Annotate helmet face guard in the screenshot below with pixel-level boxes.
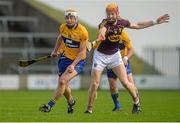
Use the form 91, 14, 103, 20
64, 9, 78, 28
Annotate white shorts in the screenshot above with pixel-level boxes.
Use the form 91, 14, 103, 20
92, 50, 124, 71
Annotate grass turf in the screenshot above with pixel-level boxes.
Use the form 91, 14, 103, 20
0, 90, 180, 122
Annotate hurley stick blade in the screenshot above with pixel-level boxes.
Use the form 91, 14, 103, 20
18, 55, 51, 67
18, 60, 36, 67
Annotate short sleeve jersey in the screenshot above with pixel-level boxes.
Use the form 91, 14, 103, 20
94, 30, 133, 57
58, 23, 89, 60
97, 18, 130, 55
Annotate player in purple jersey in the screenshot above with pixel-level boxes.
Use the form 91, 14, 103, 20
85, 3, 169, 114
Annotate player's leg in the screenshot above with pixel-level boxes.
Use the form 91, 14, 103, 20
112, 64, 141, 114
54, 70, 77, 99
39, 57, 85, 113
106, 51, 140, 113
107, 69, 121, 111
125, 61, 139, 96
39, 69, 77, 113
125, 61, 141, 114
127, 74, 139, 93
55, 59, 85, 113
62, 60, 85, 113
127, 74, 141, 113
64, 86, 76, 113
85, 69, 102, 113
64, 86, 73, 103
85, 50, 106, 113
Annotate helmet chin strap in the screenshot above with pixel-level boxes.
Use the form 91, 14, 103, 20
66, 18, 78, 29
64, 9, 78, 29
66, 23, 76, 29
66, 22, 78, 29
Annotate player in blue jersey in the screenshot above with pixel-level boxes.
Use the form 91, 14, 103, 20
39, 9, 89, 113
106, 30, 136, 111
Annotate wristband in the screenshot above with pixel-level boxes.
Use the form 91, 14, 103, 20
153, 20, 157, 25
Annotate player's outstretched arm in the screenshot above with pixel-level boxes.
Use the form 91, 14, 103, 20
129, 14, 170, 29
156, 14, 170, 24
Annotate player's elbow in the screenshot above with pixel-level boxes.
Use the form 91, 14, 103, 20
130, 23, 144, 29
80, 52, 86, 60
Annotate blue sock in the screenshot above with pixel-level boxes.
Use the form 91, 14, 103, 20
47, 100, 56, 108
111, 93, 121, 108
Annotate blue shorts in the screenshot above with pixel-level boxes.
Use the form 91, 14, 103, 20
58, 56, 86, 76
106, 60, 132, 79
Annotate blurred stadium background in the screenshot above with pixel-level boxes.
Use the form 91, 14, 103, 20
0, 0, 180, 122
0, 0, 179, 90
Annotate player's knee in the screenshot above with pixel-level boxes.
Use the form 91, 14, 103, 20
120, 79, 129, 88
59, 77, 67, 86
92, 82, 98, 88
110, 84, 117, 92
91, 81, 99, 90
122, 83, 128, 89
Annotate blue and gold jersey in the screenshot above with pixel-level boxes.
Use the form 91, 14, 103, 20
118, 30, 133, 57
59, 23, 89, 60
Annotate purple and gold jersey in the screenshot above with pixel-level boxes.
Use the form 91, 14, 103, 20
94, 30, 133, 57
59, 23, 89, 60
97, 18, 130, 55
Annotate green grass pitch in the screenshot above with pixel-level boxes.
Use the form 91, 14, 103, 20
0, 90, 180, 122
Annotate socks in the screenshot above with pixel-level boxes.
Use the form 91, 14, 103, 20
111, 93, 120, 108
47, 99, 56, 108
133, 93, 140, 105
68, 99, 75, 106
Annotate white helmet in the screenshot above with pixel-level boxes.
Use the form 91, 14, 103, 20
64, 9, 78, 28
64, 9, 78, 18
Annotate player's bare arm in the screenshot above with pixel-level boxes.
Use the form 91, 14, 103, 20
129, 14, 170, 29
123, 48, 134, 65
97, 27, 107, 41
51, 34, 63, 57
87, 27, 106, 52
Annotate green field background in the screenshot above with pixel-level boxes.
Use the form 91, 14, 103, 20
0, 90, 180, 122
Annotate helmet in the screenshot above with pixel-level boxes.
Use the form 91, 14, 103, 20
64, 9, 78, 18
64, 9, 78, 28
106, 3, 119, 14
